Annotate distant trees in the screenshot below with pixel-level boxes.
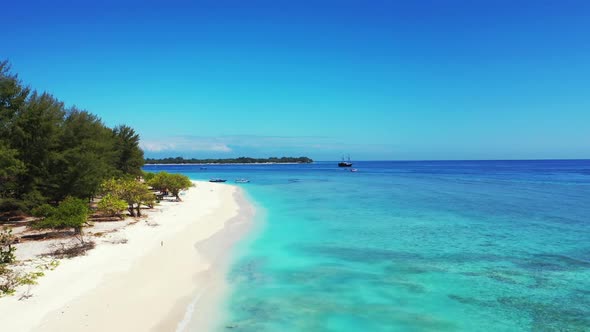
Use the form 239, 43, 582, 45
145, 156, 313, 164
146, 172, 192, 200
0, 60, 144, 213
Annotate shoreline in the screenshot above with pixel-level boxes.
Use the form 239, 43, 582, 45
176, 189, 256, 331
0, 180, 255, 332
145, 162, 311, 166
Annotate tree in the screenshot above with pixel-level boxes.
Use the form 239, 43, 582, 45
33, 197, 90, 242
55, 109, 118, 201
101, 178, 154, 217
142, 170, 155, 182
0, 60, 30, 140
112, 125, 144, 177
167, 174, 192, 200
97, 194, 128, 219
0, 143, 25, 201
146, 172, 169, 193
146, 172, 192, 200
0, 60, 146, 213
9, 91, 66, 204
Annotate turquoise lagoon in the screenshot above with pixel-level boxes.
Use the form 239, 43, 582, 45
144, 160, 590, 331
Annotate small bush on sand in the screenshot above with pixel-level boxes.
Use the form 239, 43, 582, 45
0, 228, 16, 264
33, 197, 90, 243
97, 194, 128, 219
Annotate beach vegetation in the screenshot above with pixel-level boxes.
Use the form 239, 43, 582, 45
0, 262, 56, 297
142, 170, 156, 182
101, 178, 154, 217
113, 125, 144, 177
146, 172, 192, 200
0, 60, 144, 214
0, 228, 17, 264
0, 143, 25, 200
32, 197, 90, 241
97, 194, 128, 219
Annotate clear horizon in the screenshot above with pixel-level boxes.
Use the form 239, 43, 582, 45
3, 0, 589, 160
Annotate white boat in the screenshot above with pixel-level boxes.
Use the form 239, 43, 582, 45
235, 178, 250, 183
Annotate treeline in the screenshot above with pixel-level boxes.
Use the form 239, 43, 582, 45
0, 61, 144, 213
145, 156, 314, 164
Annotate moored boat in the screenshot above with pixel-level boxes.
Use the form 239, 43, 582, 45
235, 178, 250, 183
338, 155, 353, 167
209, 178, 227, 183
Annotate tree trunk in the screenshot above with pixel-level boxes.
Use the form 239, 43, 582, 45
136, 203, 141, 217
129, 204, 135, 217
74, 227, 84, 243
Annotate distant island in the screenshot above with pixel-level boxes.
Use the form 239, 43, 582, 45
145, 156, 314, 164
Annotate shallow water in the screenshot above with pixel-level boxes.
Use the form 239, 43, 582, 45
144, 160, 590, 331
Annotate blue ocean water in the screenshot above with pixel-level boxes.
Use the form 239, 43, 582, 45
144, 160, 590, 331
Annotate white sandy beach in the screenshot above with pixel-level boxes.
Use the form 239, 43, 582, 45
0, 181, 253, 332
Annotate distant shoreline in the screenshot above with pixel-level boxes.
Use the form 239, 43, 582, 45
144, 162, 310, 166
145, 156, 313, 165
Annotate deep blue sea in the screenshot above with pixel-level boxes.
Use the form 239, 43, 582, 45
144, 160, 590, 331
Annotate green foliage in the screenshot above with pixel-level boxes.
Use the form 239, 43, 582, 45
146, 172, 192, 200
33, 197, 89, 234
0, 198, 27, 214
113, 125, 144, 177
101, 178, 154, 217
0, 264, 51, 297
0, 60, 145, 212
142, 171, 155, 182
0, 265, 19, 297
18, 271, 44, 285
31, 204, 57, 218
55, 109, 119, 200
97, 194, 128, 219
0, 228, 16, 264
0, 143, 25, 199
145, 156, 313, 164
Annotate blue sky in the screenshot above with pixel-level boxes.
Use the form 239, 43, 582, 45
2, 0, 589, 160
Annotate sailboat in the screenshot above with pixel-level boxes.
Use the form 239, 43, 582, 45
338, 155, 353, 167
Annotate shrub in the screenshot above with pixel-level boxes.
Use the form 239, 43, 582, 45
33, 197, 90, 241
0, 198, 28, 213
147, 172, 192, 200
31, 204, 57, 218
97, 194, 128, 219
0, 228, 16, 264
101, 178, 153, 217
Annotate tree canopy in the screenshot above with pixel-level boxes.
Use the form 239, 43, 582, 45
32, 197, 90, 236
146, 172, 192, 200
100, 178, 154, 217
0, 60, 145, 212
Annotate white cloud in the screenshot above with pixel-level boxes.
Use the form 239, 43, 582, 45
140, 134, 396, 159
141, 136, 232, 152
